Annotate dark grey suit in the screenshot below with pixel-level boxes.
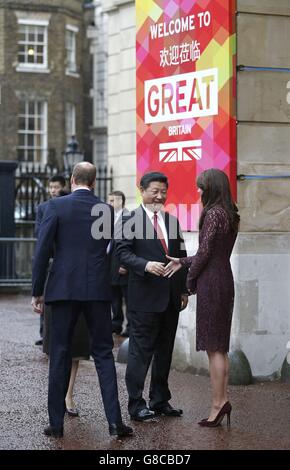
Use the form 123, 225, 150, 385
116, 206, 187, 415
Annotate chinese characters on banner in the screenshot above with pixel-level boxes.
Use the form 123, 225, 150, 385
136, 0, 237, 230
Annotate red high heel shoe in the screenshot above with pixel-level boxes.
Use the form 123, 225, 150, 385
198, 401, 232, 429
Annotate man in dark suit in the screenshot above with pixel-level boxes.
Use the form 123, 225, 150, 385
116, 172, 188, 421
34, 174, 66, 346
107, 191, 130, 336
31, 162, 132, 438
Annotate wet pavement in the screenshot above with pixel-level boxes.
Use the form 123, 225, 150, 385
1, 294, 290, 452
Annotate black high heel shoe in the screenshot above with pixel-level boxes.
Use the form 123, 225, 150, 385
198, 401, 232, 429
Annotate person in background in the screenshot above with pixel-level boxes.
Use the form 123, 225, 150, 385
34, 175, 66, 346
165, 169, 240, 429
107, 191, 130, 337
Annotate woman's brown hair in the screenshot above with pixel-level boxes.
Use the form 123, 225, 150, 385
197, 169, 240, 231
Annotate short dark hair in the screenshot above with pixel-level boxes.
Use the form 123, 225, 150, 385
108, 190, 126, 207
140, 172, 168, 190
49, 174, 66, 187
72, 162, 96, 186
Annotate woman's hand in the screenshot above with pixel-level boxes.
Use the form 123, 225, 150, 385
164, 255, 182, 277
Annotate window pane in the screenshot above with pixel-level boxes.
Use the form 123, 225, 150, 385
37, 30, 44, 42
36, 116, 42, 131
28, 134, 34, 147
27, 149, 34, 162
35, 134, 41, 147
28, 31, 35, 42
34, 149, 41, 162
37, 102, 42, 115
28, 117, 35, 130
28, 102, 34, 115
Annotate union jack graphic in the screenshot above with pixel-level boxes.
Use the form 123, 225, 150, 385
159, 140, 202, 163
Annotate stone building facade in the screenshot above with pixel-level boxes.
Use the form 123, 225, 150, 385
0, 0, 91, 167
95, 0, 290, 379
87, 0, 108, 166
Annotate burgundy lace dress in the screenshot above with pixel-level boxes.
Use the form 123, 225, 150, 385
181, 206, 237, 352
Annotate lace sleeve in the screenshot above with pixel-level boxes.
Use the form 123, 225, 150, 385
180, 257, 192, 268
186, 208, 220, 290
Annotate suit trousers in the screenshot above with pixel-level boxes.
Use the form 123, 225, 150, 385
111, 284, 128, 334
125, 300, 179, 416
48, 300, 122, 428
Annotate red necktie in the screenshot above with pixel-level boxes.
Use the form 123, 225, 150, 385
153, 212, 168, 254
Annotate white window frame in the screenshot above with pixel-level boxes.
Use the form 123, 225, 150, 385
17, 100, 48, 163
65, 103, 76, 142
65, 24, 79, 76
17, 19, 49, 72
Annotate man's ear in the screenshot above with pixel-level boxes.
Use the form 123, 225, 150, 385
70, 175, 74, 186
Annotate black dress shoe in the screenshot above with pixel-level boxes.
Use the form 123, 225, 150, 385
35, 339, 43, 346
66, 406, 79, 417
150, 403, 183, 417
109, 423, 133, 437
130, 407, 155, 422
43, 425, 63, 438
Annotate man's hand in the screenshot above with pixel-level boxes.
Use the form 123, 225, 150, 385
145, 261, 166, 276
180, 294, 189, 311
119, 266, 128, 275
31, 296, 44, 314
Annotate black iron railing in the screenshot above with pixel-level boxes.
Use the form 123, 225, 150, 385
15, 163, 113, 222
0, 237, 36, 286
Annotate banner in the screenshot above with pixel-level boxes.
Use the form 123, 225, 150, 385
136, 0, 236, 230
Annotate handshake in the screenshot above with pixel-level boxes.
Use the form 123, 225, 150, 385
146, 255, 182, 277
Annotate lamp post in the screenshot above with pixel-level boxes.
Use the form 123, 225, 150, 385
63, 136, 84, 178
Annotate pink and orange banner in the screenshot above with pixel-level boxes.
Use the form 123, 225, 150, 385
136, 0, 237, 230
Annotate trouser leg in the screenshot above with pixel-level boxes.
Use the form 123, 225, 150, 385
125, 310, 160, 416
111, 286, 123, 334
84, 301, 122, 424
48, 301, 79, 429
149, 304, 179, 408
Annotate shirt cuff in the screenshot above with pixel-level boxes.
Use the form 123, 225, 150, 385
145, 262, 150, 272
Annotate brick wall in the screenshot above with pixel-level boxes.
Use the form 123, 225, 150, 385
0, 0, 90, 166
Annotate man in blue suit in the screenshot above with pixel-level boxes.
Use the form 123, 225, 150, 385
31, 162, 132, 438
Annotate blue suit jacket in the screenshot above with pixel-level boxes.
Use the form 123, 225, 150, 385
32, 189, 114, 303
35, 200, 48, 238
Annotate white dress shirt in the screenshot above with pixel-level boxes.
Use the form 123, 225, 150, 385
72, 186, 91, 191
142, 203, 168, 248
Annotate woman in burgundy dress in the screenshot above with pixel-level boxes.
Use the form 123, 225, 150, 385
165, 169, 239, 428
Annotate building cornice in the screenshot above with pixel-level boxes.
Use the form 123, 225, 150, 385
102, 0, 134, 13
0, 1, 83, 20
